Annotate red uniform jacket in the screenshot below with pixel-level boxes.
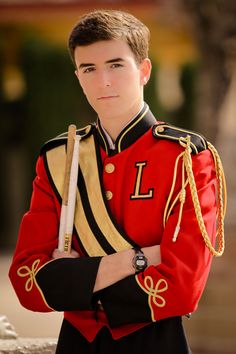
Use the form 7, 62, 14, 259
9, 103, 218, 342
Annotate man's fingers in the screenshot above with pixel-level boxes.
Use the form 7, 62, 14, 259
52, 248, 80, 259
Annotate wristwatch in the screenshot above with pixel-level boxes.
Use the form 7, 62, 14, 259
132, 247, 148, 273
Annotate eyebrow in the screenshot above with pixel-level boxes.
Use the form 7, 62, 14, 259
78, 57, 125, 70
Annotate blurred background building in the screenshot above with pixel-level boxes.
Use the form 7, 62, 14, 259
0, 1, 235, 353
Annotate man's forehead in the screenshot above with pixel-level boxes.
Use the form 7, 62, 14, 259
74, 39, 134, 65
78, 58, 125, 70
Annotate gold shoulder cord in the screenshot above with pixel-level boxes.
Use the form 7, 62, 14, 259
163, 136, 226, 257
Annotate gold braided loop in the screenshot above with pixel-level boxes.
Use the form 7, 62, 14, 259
17, 259, 40, 292
138, 276, 168, 308
135, 275, 168, 321
163, 141, 190, 241
182, 137, 225, 257
207, 142, 227, 218
144, 277, 168, 308
163, 151, 185, 228
172, 156, 187, 242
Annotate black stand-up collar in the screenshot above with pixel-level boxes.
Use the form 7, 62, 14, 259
96, 102, 157, 155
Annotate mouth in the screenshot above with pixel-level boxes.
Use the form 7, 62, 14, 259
97, 95, 119, 100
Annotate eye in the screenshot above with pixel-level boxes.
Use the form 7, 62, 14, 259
83, 67, 95, 73
111, 63, 123, 69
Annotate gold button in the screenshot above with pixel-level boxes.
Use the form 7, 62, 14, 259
105, 191, 113, 200
105, 163, 115, 174
156, 126, 165, 133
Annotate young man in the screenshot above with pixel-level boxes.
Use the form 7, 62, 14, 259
9, 9, 226, 354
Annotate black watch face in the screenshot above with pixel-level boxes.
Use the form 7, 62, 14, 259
135, 254, 147, 271
136, 256, 146, 268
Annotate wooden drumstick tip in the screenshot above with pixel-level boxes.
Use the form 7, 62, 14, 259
68, 124, 77, 132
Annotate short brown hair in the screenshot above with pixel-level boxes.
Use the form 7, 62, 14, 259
68, 9, 150, 64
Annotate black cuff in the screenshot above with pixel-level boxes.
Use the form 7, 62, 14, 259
98, 275, 152, 328
36, 257, 102, 311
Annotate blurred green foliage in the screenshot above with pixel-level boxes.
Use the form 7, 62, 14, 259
145, 61, 197, 130
20, 36, 96, 169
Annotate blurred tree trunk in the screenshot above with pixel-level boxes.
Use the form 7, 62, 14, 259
174, 4, 236, 353
179, 0, 236, 225
179, 0, 236, 142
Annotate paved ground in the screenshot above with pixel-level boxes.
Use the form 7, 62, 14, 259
0, 338, 57, 353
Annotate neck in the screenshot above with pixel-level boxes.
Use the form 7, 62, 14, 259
99, 100, 144, 142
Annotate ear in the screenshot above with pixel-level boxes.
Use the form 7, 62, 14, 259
139, 58, 152, 86
74, 69, 87, 96
74, 69, 79, 80
74, 69, 83, 88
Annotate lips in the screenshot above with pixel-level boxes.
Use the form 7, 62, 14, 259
97, 95, 119, 100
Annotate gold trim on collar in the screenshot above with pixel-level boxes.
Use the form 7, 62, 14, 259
97, 123, 109, 154
117, 105, 149, 153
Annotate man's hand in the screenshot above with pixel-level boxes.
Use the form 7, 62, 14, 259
51, 245, 161, 293
93, 245, 161, 292
52, 248, 80, 259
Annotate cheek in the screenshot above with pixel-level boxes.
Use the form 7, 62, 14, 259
79, 80, 94, 99
125, 68, 141, 85
124, 74, 141, 92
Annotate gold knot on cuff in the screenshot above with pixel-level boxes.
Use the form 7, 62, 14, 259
17, 259, 40, 292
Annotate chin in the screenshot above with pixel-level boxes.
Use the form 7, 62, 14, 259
96, 104, 121, 117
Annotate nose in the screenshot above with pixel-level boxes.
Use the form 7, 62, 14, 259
98, 70, 111, 88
